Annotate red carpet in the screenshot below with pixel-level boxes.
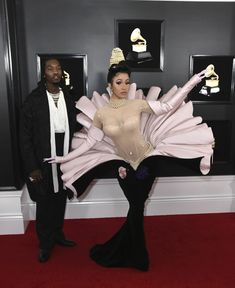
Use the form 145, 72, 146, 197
1, 213, 235, 288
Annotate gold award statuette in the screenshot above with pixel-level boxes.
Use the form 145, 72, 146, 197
199, 64, 220, 96
126, 28, 153, 64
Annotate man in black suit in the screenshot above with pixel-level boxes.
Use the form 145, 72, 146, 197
20, 58, 78, 262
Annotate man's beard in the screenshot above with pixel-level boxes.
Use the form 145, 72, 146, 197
52, 81, 60, 86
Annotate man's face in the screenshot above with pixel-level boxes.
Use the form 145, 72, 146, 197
44, 59, 62, 84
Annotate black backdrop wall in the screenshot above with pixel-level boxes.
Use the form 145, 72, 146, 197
0, 0, 235, 190
0, 0, 23, 190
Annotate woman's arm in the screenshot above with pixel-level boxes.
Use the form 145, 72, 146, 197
147, 70, 206, 116
45, 109, 103, 164
44, 124, 104, 164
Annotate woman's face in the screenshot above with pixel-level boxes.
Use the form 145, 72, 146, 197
44, 59, 62, 85
110, 72, 130, 99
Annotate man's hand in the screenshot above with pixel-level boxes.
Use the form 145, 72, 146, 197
29, 169, 43, 183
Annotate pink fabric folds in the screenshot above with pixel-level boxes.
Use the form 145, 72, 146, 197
61, 83, 214, 195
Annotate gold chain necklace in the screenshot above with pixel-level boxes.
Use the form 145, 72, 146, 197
109, 98, 127, 109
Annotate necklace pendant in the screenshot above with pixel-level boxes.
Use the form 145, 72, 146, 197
109, 99, 127, 109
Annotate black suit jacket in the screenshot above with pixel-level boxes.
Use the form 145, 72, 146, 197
20, 83, 79, 200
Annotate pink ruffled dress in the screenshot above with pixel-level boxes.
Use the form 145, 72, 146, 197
60, 80, 214, 196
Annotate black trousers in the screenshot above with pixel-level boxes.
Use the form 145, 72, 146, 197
35, 133, 67, 251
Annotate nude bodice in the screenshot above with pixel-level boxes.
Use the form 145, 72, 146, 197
93, 99, 154, 169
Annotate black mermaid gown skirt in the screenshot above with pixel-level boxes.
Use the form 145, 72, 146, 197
90, 159, 156, 271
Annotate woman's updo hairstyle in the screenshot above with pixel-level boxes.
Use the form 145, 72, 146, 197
107, 61, 131, 83
107, 48, 131, 83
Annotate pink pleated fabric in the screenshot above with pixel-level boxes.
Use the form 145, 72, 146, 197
61, 83, 214, 195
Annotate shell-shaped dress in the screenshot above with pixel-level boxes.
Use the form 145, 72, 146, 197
61, 83, 214, 196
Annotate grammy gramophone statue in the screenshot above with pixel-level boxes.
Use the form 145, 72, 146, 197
199, 64, 220, 96
63, 70, 74, 90
126, 28, 153, 63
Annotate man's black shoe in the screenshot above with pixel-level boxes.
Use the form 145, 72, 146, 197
38, 249, 50, 263
55, 238, 76, 247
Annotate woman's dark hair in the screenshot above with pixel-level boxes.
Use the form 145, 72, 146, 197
107, 61, 131, 83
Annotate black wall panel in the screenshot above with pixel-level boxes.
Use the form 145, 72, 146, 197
0, 0, 22, 189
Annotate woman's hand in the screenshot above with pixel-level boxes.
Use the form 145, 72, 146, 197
43, 156, 65, 164
190, 69, 207, 85
182, 68, 207, 93
197, 69, 207, 80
